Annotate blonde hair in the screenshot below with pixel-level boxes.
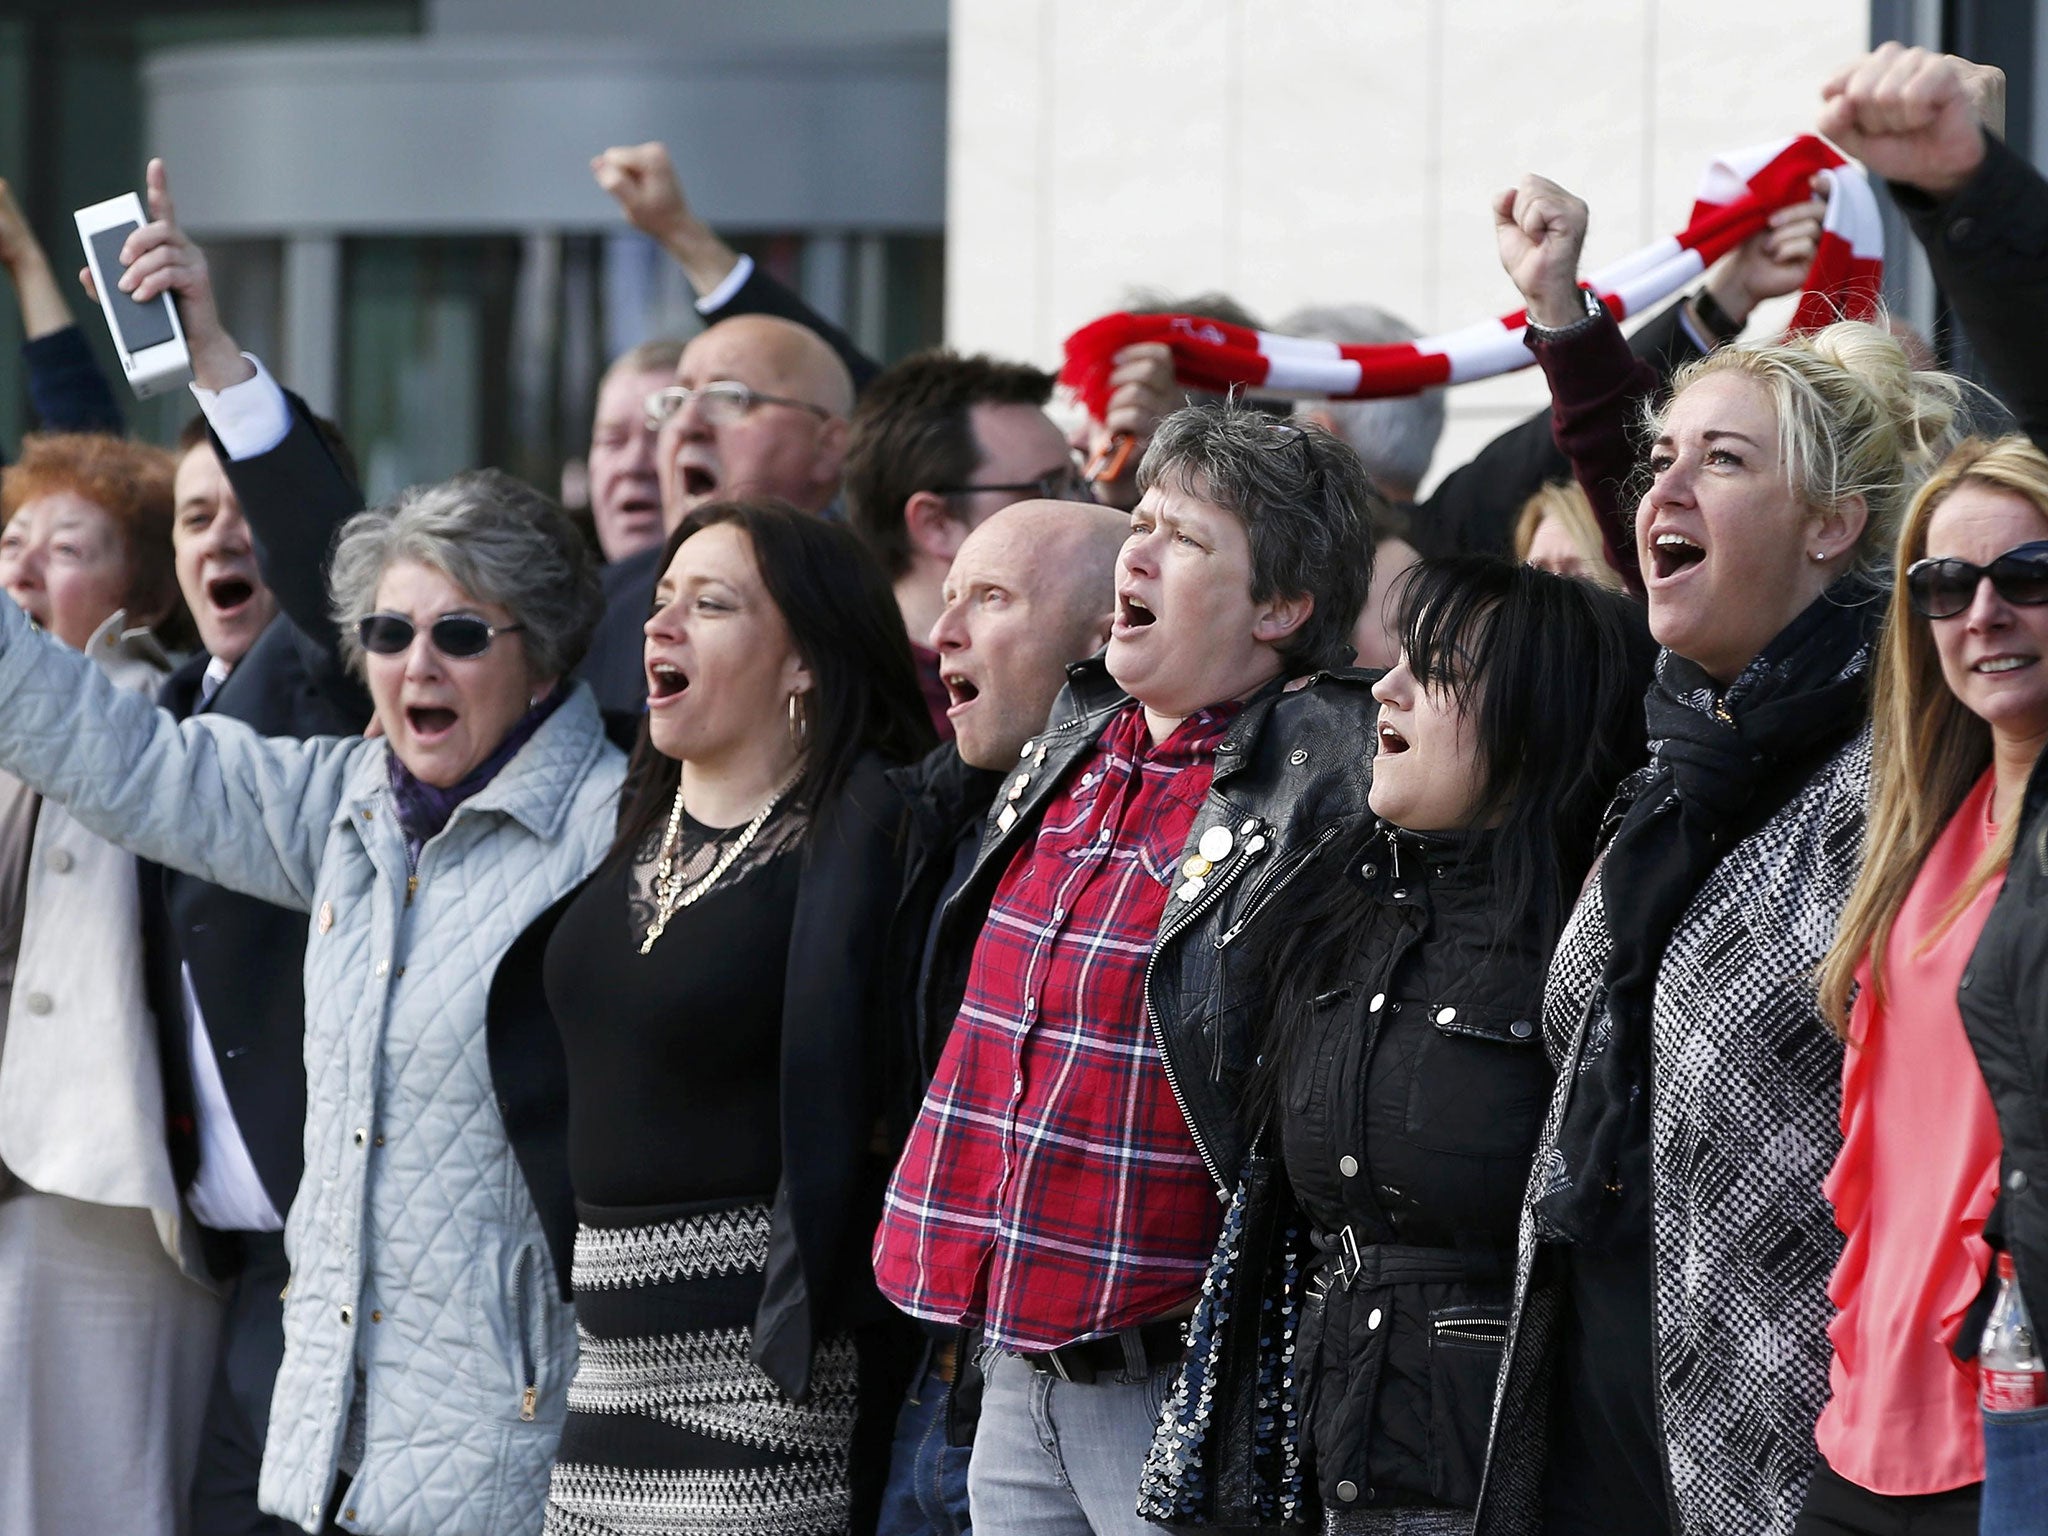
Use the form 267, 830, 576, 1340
1818, 434, 2048, 1032
1650, 320, 1964, 577
1513, 480, 1625, 592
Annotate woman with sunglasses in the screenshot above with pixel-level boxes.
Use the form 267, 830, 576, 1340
1140, 555, 1654, 1534
0, 468, 623, 1536
1810, 437, 2048, 1534
526, 499, 933, 1535
1479, 170, 1964, 1536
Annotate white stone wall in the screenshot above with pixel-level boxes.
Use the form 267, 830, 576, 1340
946, 0, 1870, 491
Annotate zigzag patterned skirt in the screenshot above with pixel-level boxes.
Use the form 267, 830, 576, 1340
543, 1197, 861, 1536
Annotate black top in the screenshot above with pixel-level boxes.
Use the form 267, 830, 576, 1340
543, 813, 802, 1208
1540, 1241, 1670, 1535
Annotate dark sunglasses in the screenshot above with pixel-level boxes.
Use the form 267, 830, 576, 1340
356, 612, 526, 659
1905, 540, 2048, 620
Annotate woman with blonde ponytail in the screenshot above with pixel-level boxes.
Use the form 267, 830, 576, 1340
1480, 171, 1967, 1536
1800, 437, 2048, 1534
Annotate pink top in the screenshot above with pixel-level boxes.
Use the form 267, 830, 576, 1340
1817, 768, 2006, 1495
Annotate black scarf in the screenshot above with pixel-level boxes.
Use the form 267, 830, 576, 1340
1534, 578, 1882, 1248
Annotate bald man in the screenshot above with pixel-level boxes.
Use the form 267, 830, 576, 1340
579, 313, 859, 712
874, 498, 1128, 1536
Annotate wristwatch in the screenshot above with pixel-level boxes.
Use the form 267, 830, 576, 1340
1522, 285, 1605, 343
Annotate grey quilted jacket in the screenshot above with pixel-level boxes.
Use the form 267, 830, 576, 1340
0, 597, 626, 1536
1475, 728, 1869, 1536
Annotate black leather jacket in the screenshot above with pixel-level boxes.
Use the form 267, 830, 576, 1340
920, 653, 1380, 1200
1961, 746, 2048, 1328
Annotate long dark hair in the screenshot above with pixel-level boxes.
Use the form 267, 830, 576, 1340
613, 499, 936, 857
1252, 556, 1655, 1114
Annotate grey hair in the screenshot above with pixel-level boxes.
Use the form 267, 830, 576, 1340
1278, 303, 1445, 499
609, 336, 687, 379
328, 468, 604, 682
1136, 403, 1381, 673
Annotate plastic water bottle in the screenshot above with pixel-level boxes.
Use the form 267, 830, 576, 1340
1982, 1253, 2048, 1412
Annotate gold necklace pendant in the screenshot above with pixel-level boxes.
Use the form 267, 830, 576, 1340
638, 771, 799, 955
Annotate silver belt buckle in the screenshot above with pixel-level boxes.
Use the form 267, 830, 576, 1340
1337, 1224, 1363, 1290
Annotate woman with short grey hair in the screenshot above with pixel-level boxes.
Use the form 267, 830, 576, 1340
328, 471, 602, 686
0, 465, 624, 1536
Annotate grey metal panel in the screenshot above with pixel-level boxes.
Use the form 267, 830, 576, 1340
426, 0, 946, 48
143, 37, 945, 236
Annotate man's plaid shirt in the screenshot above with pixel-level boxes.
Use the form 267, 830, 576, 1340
873, 702, 1233, 1352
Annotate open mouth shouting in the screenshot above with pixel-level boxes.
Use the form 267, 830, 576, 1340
404, 703, 459, 740
1648, 530, 1707, 583
674, 451, 721, 503
206, 572, 257, 617
646, 658, 690, 704
1112, 590, 1157, 638
1376, 718, 1410, 756
942, 669, 981, 716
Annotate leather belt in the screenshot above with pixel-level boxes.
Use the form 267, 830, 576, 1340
933, 1335, 959, 1384
1021, 1319, 1187, 1385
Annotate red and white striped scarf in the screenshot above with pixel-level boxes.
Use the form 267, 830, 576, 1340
1058, 134, 1883, 420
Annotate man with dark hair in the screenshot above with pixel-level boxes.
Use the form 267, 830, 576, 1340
874, 405, 1383, 1536
845, 350, 1088, 736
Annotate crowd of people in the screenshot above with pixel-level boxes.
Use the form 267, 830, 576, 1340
0, 35, 2044, 1536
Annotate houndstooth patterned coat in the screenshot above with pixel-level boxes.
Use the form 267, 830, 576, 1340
1473, 726, 1871, 1536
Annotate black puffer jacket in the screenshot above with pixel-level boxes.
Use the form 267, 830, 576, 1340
1960, 745, 2048, 1327
1141, 822, 1553, 1529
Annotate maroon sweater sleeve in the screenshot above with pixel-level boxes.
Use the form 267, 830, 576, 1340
1525, 314, 1657, 595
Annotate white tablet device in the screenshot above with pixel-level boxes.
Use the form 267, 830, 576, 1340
74, 191, 193, 400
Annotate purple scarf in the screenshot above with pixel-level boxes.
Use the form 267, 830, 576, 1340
385, 686, 568, 863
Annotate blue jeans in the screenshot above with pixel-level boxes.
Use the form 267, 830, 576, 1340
966, 1350, 1178, 1536
1982, 1406, 2048, 1534
877, 1352, 974, 1536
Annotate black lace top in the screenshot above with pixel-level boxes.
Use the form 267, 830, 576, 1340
544, 800, 806, 1208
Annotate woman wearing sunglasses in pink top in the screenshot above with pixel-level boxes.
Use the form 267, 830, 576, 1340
1806, 435, 2048, 1535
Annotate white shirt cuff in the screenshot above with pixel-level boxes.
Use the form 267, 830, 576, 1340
694, 253, 755, 315
189, 354, 293, 461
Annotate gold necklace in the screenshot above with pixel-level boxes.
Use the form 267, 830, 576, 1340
638, 773, 798, 955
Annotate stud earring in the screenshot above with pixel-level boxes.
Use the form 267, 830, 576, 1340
1810, 550, 1828, 563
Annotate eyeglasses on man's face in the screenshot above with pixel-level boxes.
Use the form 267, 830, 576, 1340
643, 381, 835, 433
932, 460, 1096, 506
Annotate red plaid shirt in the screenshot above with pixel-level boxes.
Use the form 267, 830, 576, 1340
873, 702, 1234, 1351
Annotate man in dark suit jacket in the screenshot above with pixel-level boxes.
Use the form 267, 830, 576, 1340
143, 393, 369, 1536
107, 207, 376, 1531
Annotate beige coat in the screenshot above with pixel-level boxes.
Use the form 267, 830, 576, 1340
0, 611, 203, 1281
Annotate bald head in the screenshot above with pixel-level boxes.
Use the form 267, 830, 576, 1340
931, 497, 1130, 768
657, 315, 857, 527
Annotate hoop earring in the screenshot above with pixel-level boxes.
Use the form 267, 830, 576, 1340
787, 691, 810, 752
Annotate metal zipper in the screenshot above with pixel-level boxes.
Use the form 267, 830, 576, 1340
1141, 828, 1267, 1195
1215, 824, 1341, 948
1431, 1316, 1508, 1346
512, 1248, 538, 1421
